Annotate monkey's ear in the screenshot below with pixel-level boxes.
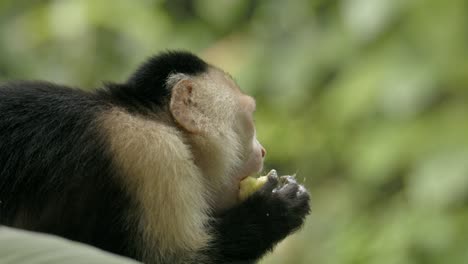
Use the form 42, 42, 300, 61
170, 80, 206, 134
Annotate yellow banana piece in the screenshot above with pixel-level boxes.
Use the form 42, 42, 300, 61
239, 169, 277, 201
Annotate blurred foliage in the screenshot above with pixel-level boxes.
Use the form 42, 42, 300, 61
1, 0, 468, 263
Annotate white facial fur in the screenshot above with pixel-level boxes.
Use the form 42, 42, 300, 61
183, 67, 266, 211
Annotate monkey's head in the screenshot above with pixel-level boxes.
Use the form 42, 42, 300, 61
119, 51, 266, 212
169, 67, 266, 211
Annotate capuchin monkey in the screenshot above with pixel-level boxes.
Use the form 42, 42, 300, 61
0, 51, 310, 263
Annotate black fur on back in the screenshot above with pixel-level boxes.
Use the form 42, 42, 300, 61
0, 51, 209, 260
101, 51, 208, 110
0, 81, 139, 257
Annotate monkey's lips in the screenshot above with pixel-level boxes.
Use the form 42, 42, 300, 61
239, 173, 251, 181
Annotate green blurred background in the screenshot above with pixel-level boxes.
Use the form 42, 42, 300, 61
1, 0, 467, 263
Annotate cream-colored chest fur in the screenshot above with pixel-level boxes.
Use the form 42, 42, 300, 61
100, 109, 211, 261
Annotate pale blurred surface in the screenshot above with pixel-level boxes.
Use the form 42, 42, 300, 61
0, 227, 139, 264
0, 1, 467, 263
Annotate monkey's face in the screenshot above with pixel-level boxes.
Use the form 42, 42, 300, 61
169, 67, 266, 211
234, 95, 266, 182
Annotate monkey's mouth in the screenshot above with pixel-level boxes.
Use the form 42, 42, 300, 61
238, 165, 263, 183
240, 173, 250, 181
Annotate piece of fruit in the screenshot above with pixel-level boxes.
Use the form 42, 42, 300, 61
239, 169, 277, 201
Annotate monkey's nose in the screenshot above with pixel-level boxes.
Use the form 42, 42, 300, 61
261, 147, 266, 158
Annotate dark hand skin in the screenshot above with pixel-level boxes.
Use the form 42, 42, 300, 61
211, 174, 311, 263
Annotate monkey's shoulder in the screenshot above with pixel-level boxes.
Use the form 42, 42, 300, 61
0, 80, 101, 101
0, 81, 108, 120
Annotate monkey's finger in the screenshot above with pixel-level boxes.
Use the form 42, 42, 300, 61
267, 169, 278, 178
278, 182, 299, 199
259, 174, 279, 194
292, 186, 311, 216
279, 175, 297, 186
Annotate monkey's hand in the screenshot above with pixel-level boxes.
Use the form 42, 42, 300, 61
253, 173, 310, 236
211, 172, 310, 263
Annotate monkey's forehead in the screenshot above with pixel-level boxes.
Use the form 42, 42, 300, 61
203, 66, 244, 94
201, 67, 256, 111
